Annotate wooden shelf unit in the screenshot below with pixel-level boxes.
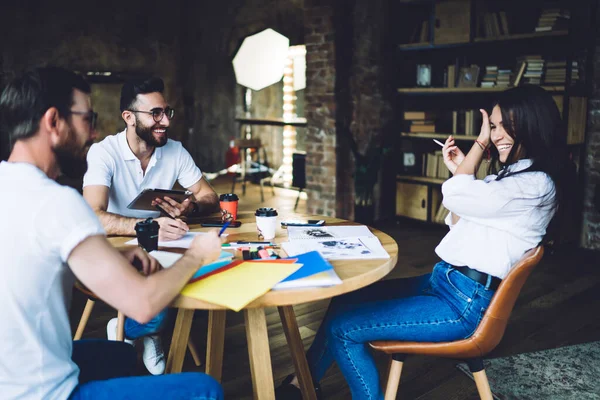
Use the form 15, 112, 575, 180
397, 86, 565, 94
400, 132, 476, 141
393, 0, 592, 224
398, 30, 570, 51
397, 175, 446, 185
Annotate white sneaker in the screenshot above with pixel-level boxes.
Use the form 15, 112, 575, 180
142, 335, 166, 375
106, 317, 134, 345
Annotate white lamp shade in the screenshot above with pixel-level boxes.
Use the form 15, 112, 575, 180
233, 28, 290, 91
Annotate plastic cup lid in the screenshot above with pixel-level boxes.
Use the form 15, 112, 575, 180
255, 207, 278, 217
219, 193, 239, 201
135, 218, 159, 231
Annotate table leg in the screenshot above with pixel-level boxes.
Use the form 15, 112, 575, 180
206, 310, 227, 382
278, 306, 318, 400
244, 308, 275, 400
166, 308, 194, 373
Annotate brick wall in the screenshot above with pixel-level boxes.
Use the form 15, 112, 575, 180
304, 0, 338, 217
303, 0, 393, 219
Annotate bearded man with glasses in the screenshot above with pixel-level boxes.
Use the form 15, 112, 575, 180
82, 77, 219, 375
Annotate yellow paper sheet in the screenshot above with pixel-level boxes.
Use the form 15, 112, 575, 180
180, 262, 302, 311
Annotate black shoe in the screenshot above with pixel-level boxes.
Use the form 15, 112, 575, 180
275, 374, 323, 400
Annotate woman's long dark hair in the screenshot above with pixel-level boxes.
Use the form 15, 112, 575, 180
489, 85, 576, 246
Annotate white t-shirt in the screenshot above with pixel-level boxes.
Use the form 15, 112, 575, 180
83, 130, 203, 219
0, 161, 105, 400
435, 159, 556, 279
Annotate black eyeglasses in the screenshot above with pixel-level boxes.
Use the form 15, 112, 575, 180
128, 107, 175, 122
66, 110, 98, 130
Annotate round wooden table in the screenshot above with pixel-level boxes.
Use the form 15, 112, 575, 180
108, 211, 398, 400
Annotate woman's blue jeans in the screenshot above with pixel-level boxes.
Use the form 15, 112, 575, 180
69, 339, 223, 399
124, 309, 168, 340
306, 261, 496, 400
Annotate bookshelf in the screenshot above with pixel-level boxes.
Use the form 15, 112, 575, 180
394, 0, 594, 225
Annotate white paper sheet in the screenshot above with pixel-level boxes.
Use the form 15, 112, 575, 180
126, 231, 228, 248
286, 225, 375, 241
281, 236, 389, 260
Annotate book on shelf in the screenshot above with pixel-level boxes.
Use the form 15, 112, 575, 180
499, 11, 509, 35
409, 124, 436, 133
567, 97, 587, 145
433, 203, 450, 224
447, 64, 456, 88
404, 111, 437, 120
535, 8, 570, 32
512, 61, 527, 86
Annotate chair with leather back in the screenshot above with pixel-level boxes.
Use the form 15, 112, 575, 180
74, 283, 202, 367
370, 246, 544, 400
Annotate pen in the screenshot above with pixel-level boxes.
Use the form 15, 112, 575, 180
222, 241, 274, 246
218, 221, 231, 236
155, 204, 175, 219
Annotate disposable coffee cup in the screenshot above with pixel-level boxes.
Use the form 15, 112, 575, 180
255, 207, 278, 240
219, 193, 239, 222
135, 218, 159, 252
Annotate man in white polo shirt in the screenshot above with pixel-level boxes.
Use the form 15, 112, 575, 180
82, 77, 219, 375
83, 77, 218, 243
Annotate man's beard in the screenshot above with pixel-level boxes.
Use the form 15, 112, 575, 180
53, 140, 93, 180
136, 117, 168, 147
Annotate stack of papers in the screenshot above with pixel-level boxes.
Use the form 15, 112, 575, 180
281, 225, 389, 260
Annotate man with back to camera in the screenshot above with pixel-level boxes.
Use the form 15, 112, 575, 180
82, 77, 219, 374
0, 66, 224, 399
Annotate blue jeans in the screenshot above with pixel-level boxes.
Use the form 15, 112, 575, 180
124, 309, 168, 340
69, 339, 223, 399
306, 261, 496, 400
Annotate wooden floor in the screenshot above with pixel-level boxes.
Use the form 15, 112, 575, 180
70, 176, 600, 399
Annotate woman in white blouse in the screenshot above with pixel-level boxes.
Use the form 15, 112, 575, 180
276, 85, 571, 400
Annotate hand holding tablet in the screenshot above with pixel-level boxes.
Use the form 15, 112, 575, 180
127, 188, 193, 211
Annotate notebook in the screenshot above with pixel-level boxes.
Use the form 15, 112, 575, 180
273, 251, 342, 290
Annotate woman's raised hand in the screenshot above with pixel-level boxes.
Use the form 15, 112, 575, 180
442, 136, 466, 175
477, 108, 491, 148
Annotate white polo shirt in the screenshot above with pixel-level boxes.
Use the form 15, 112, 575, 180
83, 130, 203, 219
0, 162, 105, 400
435, 159, 556, 279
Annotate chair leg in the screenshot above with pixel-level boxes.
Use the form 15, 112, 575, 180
74, 298, 95, 340
294, 188, 303, 211
260, 178, 265, 202
472, 370, 493, 400
466, 358, 493, 400
187, 338, 202, 367
116, 311, 125, 342
384, 354, 405, 400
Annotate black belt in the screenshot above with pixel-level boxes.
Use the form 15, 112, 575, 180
454, 266, 501, 291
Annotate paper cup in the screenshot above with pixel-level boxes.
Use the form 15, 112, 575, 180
255, 207, 278, 240
219, 193, 239, 222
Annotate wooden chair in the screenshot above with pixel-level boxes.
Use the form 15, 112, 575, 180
370, 246, 544, 400
74, 283, 202, 367
231, 138, 275, 202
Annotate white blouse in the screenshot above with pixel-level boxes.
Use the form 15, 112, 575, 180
435, 159, 556, 279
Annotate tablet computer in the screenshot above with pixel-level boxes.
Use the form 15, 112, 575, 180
127, 188, 194, 211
